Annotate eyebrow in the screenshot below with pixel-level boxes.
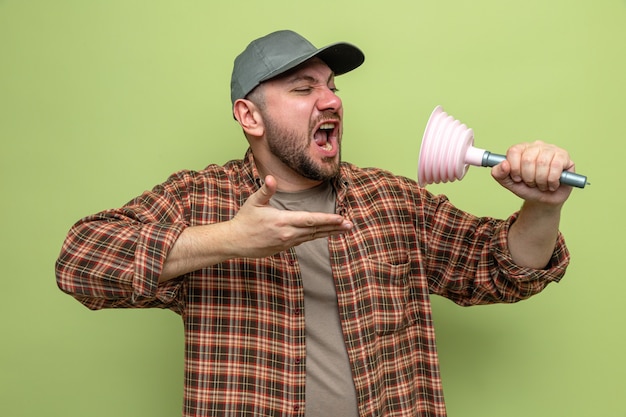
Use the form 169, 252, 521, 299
285, 72, 335, 86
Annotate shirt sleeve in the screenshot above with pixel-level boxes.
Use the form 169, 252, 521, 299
421, 192, 570, 306
55, 176, 191, 313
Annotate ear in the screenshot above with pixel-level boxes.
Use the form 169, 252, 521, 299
233, 99, 264, 137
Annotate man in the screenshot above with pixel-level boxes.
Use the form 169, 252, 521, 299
56, 30, 573, 416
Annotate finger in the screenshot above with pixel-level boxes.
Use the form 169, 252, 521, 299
519, 144, 542, 187
251, 175, 277, 207
303, 220, 353, 235
283, 212, 352, 244
534, 152, 555, 191
548, 150, 574, 192
291, 211, 352, 229
291, 222, 353, 245
490, 158, 511, 182
505, 144, 524, 183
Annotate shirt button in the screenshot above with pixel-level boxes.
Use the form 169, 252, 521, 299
294, 405, 300, 411
295, 357, 301, 364
293, 308, 301, 315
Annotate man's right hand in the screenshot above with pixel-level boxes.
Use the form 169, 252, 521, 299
226, 175, 353, 259
159, 175, 352, 282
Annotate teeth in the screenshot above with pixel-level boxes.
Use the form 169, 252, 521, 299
320, 123, 334, 130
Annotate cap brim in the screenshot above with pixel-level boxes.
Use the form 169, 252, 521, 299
316, 42, 365, 76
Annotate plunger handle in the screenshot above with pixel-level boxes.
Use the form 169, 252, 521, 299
481, 151, 589, 189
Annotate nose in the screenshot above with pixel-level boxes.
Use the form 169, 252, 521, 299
317, 86, 342, 113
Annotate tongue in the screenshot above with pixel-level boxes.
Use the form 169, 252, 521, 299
314, 129, 328, 146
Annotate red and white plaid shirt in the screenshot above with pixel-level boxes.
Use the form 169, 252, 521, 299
56, 149, 569, 417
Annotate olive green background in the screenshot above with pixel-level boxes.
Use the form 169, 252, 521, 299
1, 1, 624, 416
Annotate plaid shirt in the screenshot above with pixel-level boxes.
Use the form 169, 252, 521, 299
56, 149, 569, 417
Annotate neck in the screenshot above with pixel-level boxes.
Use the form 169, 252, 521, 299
253, 150, 325, 193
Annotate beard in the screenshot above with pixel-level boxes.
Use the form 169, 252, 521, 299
264, 111, 342, 182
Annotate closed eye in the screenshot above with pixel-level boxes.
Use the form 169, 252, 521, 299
292, 85, 339, 94
293, 87, 313, 94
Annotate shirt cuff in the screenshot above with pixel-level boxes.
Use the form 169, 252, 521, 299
131, 222, 187, 304
492, 213, 571, 283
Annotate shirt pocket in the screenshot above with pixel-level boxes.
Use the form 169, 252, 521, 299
367, 258, 412, 336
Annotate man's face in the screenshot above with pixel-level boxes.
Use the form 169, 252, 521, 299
256, 58, 344, 182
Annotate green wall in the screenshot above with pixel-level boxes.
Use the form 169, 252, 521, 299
1, 1, 624, 416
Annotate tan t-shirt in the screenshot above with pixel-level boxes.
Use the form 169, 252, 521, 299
271, 182, 359, 417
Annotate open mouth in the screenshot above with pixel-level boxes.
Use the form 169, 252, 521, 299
314, 121, 338, 152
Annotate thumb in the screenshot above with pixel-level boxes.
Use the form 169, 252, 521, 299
491, 159, 513, 185
252, 175, 278, 207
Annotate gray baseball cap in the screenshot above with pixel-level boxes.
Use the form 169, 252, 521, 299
230, 30, 365, 106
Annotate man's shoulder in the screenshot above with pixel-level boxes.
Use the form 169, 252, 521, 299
154, 156, 255, 194
340, 162, 418, 188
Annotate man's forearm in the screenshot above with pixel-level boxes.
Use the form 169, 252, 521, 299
159, 223, 235, 282
507, 201, 563, 269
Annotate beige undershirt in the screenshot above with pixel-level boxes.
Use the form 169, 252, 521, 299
271, 182, 359, 417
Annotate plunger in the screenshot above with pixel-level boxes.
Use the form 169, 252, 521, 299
417, 106, 588, 188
